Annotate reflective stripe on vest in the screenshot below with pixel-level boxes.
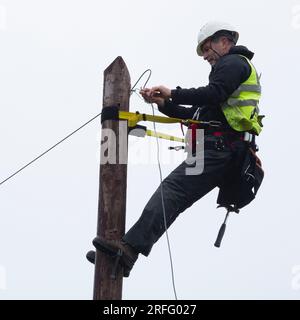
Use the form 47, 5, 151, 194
222, 55, 262, 135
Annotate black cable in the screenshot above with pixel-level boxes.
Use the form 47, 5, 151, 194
0, 113, 101, 186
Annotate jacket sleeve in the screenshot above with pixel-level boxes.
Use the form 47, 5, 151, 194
158, 100, 199, 119
170, 55, 251, 107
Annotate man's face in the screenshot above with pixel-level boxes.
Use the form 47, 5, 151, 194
201, 38, 225, 66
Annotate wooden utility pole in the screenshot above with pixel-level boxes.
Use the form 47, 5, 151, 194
93, 57, 130, 300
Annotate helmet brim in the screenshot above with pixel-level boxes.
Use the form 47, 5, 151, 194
196, 31, 239, 56
196, 42, 205, 56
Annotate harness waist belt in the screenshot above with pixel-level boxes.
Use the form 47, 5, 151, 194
211, 131, 255, 142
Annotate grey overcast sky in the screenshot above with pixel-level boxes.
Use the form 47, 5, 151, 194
0, 0, 300, 299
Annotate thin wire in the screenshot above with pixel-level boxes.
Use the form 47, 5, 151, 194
131, 89, 159, 112
94, 69, 178, 298
130, 69, 152, 94
136, 69, 178, 299
0, 68, 178, 298
151, 102, 178, 300
0, 69, 151, 187
0, 113, 101, 186
132, 89, 145, 101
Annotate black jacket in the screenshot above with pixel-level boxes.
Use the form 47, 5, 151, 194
158, 45, 255, 126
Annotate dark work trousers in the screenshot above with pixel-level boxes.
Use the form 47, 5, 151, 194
123, 135, 237, 256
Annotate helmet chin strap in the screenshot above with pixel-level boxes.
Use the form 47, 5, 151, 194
209, 41, 222, 57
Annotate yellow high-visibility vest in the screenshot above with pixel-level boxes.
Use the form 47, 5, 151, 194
221, 55, 263, 135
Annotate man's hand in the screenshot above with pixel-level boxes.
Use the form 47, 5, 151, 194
140, 88, 165, 107
150, 86, 171, 100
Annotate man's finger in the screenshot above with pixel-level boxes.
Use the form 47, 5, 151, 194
149, 89, 161, 97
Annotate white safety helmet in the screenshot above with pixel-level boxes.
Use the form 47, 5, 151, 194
196, 21, 239, 56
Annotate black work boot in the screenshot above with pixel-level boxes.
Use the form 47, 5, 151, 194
91, 237, 139, 277
86, 250, 96, 264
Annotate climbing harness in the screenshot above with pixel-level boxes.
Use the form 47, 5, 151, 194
101, 106, 223, 128
101, 105, 264, 249
101, 105, 223, 150
128, 125, 185, 143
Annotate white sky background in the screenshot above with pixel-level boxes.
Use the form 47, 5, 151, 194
0, 0, 300, 300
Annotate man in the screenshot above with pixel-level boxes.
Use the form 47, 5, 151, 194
89, 21, 263, 277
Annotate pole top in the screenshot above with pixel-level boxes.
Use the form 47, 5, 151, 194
104, 56, 129, 77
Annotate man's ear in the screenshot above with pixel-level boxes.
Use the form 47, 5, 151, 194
221, 36, 228, 47
221, 36, 232, 51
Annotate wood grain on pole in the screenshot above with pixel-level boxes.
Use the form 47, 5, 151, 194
93, 56, 130, 300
